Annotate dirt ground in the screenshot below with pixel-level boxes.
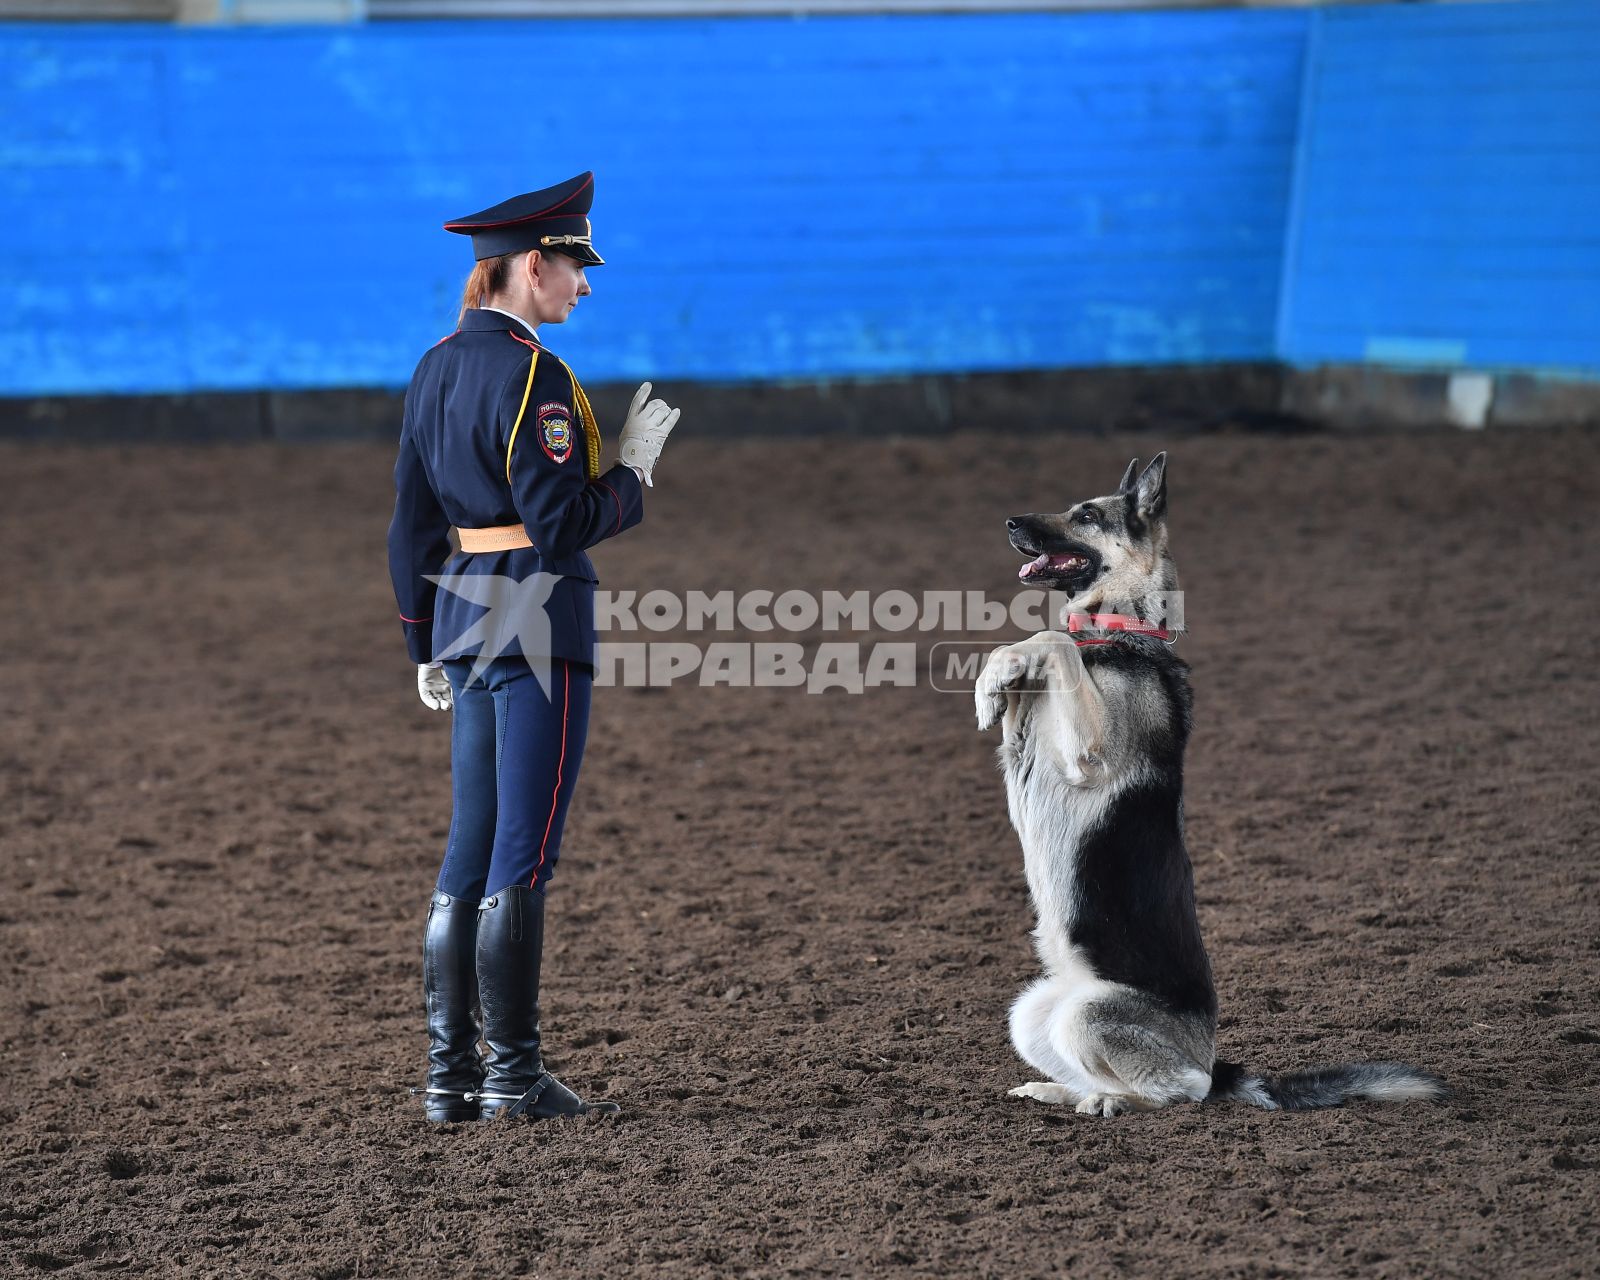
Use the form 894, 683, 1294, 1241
2, 424, 1597, 1278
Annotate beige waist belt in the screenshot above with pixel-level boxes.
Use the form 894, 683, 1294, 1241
456, 523, 533, 553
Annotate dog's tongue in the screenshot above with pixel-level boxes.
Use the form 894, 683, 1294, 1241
1019, 552, 1085, 580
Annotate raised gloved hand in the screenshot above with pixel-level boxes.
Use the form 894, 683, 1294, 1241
417, 662, 452, 711
618, 381, 680, 487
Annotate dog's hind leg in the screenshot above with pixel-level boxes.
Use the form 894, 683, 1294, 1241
1070, 1005, 1214, 1118
1009, 1081, 1080, 1105
1005, 978, 1086, 1106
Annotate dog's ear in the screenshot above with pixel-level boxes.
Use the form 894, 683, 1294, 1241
1133, 452, 1167, 519
1118, 458, 1141, 495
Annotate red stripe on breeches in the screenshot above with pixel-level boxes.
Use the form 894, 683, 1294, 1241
433, 656, 593, 902
530, 662, 570, 889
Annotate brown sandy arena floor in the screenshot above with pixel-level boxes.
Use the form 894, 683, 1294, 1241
2, 427, 1598, 1278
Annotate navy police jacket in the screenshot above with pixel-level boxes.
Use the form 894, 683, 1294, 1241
387, 308, 645, 667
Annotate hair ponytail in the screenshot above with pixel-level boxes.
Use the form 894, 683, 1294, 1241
458, 252, 520, 323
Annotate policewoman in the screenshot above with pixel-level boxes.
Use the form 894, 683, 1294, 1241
387, 172, 679, 1122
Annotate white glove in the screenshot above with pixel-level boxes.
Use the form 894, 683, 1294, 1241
617, 381, 680, 487
417, 662, 452, 711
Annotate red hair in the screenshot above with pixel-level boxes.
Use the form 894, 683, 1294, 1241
458, 252, 521, 323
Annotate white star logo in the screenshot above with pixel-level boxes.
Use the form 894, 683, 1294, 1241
425, 571, 563, 693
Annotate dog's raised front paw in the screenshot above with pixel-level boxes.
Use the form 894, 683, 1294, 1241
1008, 1081, 1078, 1106
976, 646, 1031, 730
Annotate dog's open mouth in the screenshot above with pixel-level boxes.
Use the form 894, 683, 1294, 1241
1019, 552, 1089, 582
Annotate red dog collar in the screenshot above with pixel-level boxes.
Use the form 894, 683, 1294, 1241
1065, 611, 1176, 647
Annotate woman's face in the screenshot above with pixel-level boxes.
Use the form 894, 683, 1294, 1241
530, 251, 591, 325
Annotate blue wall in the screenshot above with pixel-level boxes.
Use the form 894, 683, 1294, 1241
0, 10, 1306, 395
1279, 0, 1600, 374
0, 2, 1595, 397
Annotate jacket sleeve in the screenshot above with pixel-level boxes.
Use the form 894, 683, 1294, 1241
502, 354, 644, 559
386, 393, 453, 665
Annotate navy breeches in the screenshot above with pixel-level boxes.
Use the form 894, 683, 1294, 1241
435, 655, 592, 901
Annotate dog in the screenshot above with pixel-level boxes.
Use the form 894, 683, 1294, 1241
975, 453, 1443, 1116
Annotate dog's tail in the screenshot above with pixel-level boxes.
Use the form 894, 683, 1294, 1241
1207, 1058, 1445, 1111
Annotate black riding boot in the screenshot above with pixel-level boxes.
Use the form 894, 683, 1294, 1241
474, 885, 620, 1120
420, 889, 483, 1122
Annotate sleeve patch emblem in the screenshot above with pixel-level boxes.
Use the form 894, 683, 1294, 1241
537, 402, 574, 463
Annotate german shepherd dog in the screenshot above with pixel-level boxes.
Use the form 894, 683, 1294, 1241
976, 454, 1443, 1116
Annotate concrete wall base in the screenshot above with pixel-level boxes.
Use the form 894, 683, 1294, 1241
1281, 366, 1600, 432
2, 364, 1595, 443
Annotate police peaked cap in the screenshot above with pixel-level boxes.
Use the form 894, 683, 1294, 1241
444, 171, 604, 265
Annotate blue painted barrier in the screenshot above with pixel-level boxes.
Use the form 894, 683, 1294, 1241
0, 10, 1306, 394
0, 1, 1593, 397
1279, 0, 1600, 376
